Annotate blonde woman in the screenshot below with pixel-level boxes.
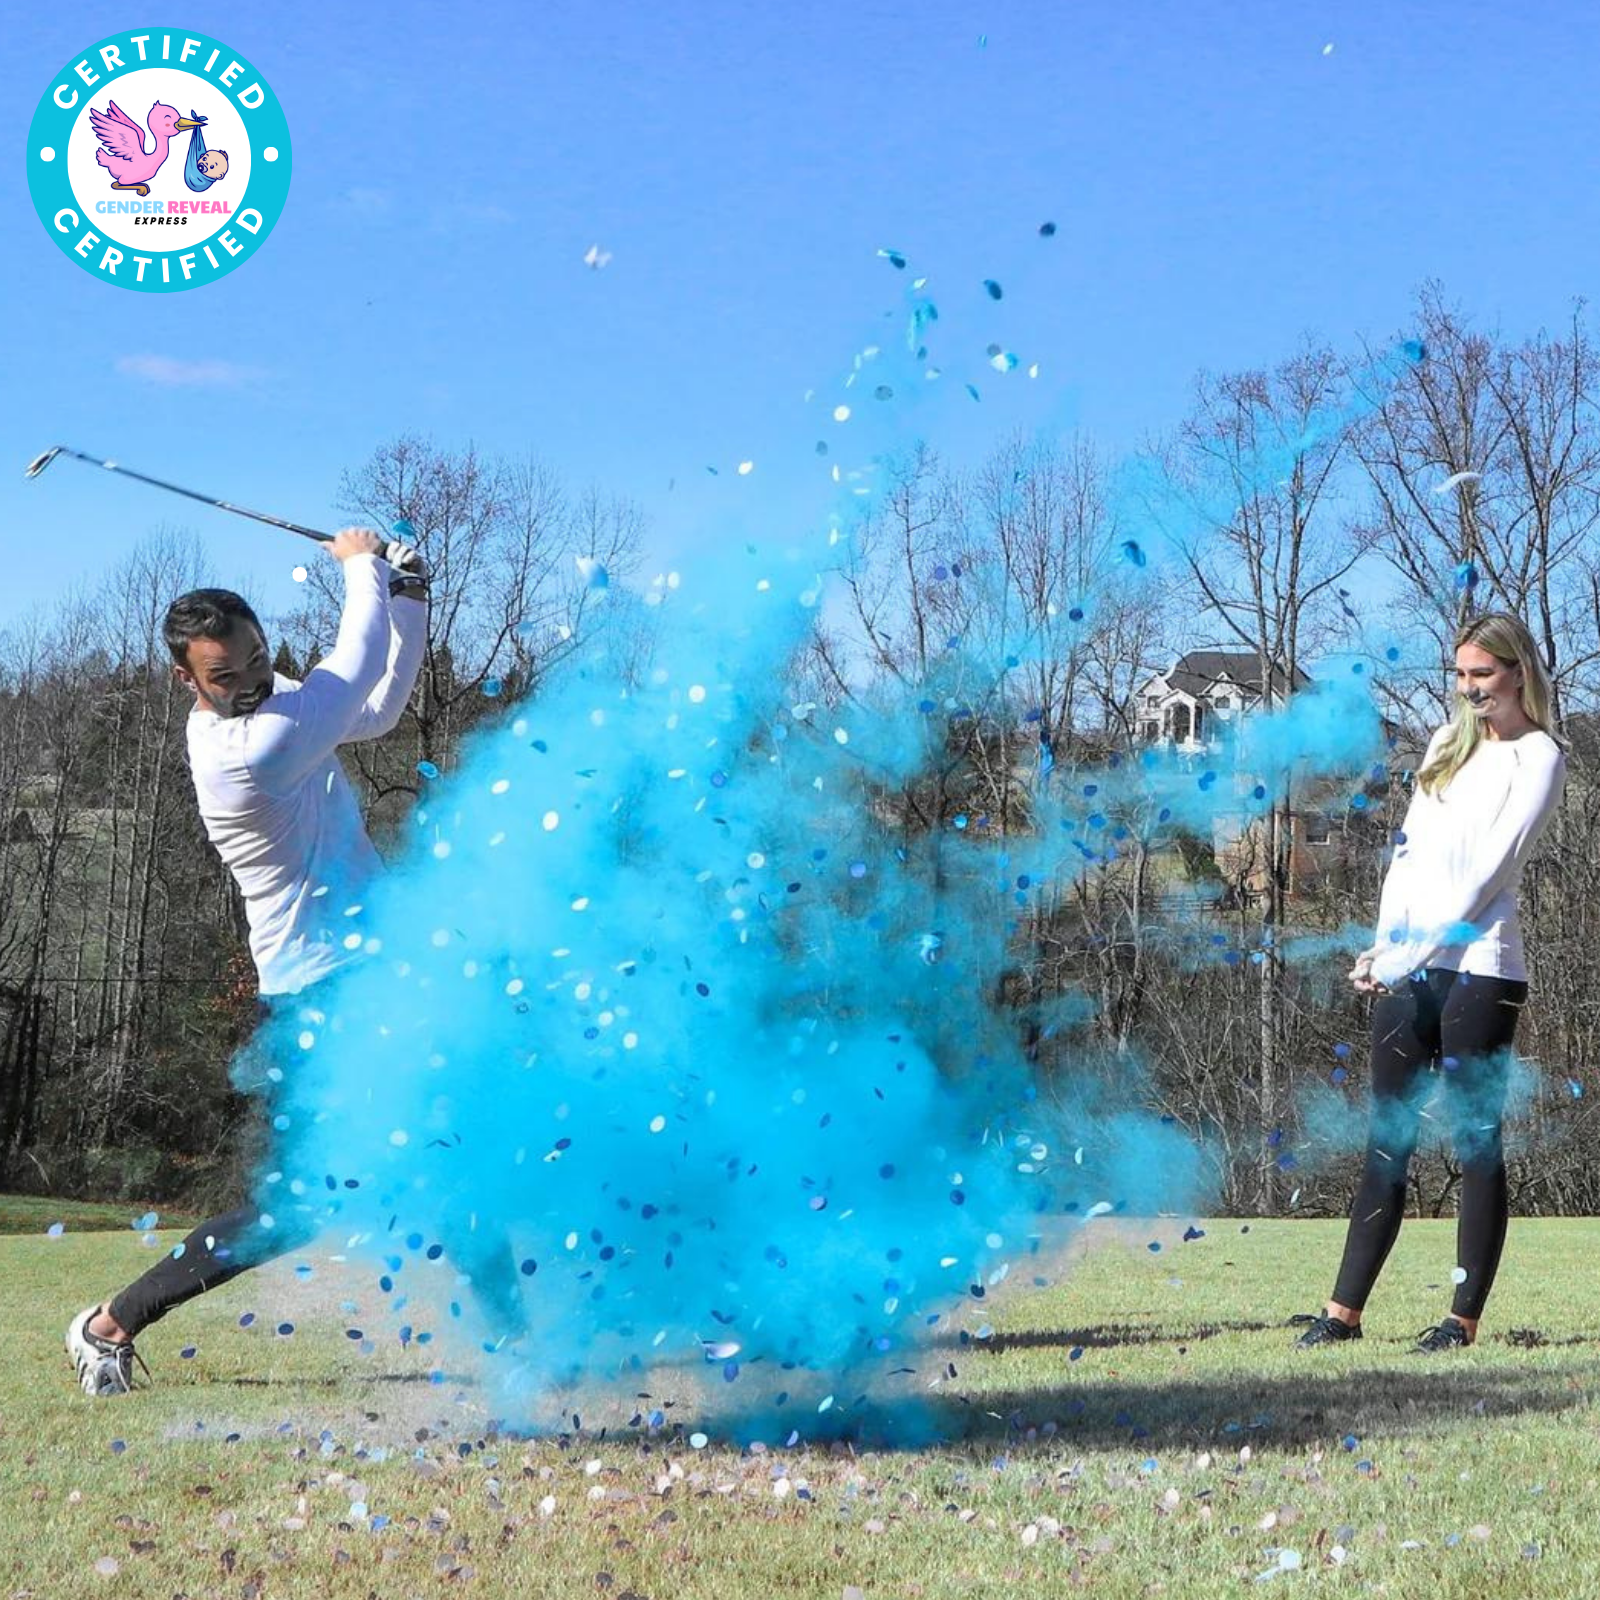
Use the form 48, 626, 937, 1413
1294, 612, 1566, 1353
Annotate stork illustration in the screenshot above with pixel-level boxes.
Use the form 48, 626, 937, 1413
89, 100, 205, 198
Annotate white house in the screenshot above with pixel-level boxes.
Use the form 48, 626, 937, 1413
1134, 651, 1312, 748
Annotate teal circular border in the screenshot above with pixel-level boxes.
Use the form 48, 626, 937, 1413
27, 27, 292, 293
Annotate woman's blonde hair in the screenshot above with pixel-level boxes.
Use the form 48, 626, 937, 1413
1418, 611, 1559, 795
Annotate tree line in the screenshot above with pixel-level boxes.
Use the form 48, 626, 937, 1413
3, 284, 1597, 1216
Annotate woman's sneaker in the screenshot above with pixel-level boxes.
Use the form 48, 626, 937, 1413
1289, 1312, 1362, 1348
1413, 1318, 1473, 1354
65, 1307, 149, 1396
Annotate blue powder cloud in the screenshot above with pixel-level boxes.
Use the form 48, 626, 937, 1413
238, 272, 1424, 1436
255, 552, 1211, 1427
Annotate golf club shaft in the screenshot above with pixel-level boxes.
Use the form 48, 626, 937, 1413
40, 446, 333, 544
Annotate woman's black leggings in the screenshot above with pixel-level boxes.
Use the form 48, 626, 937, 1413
1331, 967, 1527, 1321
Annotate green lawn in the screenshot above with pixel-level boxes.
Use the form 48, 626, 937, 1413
5, 1215, 1599, 1598
0, 1193, 199, 1236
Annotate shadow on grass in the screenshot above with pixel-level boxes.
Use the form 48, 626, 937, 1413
134, 1321, 1600, 1454
657, 1356, 1600, 1455
935, 1320, 1277, 1353
302, 1337, 1600, 1455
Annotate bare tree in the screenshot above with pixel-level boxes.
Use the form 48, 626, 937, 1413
1159, 344, 1376, 1211
279, 437, 646, 831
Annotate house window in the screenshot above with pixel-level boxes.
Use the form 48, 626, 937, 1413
1214, 695, 1232, 709
1146, 695, 1161, 708
1302, 812, 1331, 845
1141, 721, 1159, 741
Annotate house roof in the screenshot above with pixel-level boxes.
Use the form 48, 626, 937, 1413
1163, 651, 1313, 701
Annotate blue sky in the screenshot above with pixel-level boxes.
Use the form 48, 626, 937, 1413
5, 0, 1596, 629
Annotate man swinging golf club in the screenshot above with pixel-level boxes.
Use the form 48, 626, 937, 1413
65, 526, 430, 1395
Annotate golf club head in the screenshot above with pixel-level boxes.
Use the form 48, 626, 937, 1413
24, 447, 63, 480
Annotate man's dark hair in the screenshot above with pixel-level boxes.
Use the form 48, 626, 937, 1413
163, 589, 264, 667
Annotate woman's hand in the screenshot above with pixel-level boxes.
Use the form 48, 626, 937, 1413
1349, 950, 1388, 995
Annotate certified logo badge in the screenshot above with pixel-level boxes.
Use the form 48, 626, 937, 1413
27, 29, 291, 292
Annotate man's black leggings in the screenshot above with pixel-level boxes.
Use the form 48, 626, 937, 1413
1331, 967, 1527, 1321
107, 989, 529, 1342
108, 992, 317, 1338
108, 1202, 317, 1336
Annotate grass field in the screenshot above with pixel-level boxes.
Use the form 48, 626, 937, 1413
6, 1213, 1600, 1599
0, 1194, 199, 1236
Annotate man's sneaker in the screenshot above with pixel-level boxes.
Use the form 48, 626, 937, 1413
1289, 1312, 1363, 1348
1413, 1317, 1473, 1354
65, 1306, 149, 1396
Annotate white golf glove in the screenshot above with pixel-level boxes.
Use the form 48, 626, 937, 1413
384, 541, 429, 599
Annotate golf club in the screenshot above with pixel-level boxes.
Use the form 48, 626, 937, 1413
24, 445, 334, 544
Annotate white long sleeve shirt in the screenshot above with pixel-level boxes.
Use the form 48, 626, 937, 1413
1367, 724, 1566, 990
185, 554, 428, 995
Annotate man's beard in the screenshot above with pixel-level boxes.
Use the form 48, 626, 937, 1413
208, 682, 272, 718
232, 684, 272, 716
